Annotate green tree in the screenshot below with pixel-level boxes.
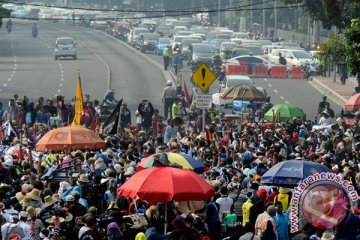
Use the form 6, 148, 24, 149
281, 0, 360, 30
0, 5, 11, 28
316, 34, 346, 82
345, 18, 360, 78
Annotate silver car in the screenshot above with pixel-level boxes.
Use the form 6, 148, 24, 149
54, 37, 77, 60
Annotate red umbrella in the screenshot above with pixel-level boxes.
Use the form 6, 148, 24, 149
344, 93, 360, 112
117, 167, 214, 234
117, 167, 214, 202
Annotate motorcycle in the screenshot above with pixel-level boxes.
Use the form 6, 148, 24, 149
32, 30, 38, 38
302, 63, 311, 80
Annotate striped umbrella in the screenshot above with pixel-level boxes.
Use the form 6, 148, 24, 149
137, 153, 205, 174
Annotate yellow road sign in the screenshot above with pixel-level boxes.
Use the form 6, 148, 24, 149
192, 63, 217, 93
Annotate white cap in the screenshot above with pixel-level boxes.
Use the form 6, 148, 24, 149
5, 158, 13, 167
19, 211, 28, 219
167, 80, 172, 86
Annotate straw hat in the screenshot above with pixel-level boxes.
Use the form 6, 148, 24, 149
124, 167, 135, 176
44, 195, 57, 208
107, 201, 119, 210
26, 206, 41, 218
26, 189, 41, 201
52, 194, 60, 201
15, 189, 28, 202
20, 197, 32, 208
65, 212, 73, 222
77, 174, 89, 184
45, 216, 65, 224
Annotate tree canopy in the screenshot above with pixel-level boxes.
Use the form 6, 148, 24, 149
282, 0, 360, 30
345, 18, 360, 75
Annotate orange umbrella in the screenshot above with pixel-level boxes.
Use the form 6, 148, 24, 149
344, 93, 360, 112
35, 126, 106, 152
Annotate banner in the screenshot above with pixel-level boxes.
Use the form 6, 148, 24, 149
102, 98, 123, 135
71, 72, 84, 127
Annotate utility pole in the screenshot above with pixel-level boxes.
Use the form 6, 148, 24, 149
218, 0, 221, 27
262, 0, 266, 36
274, 0, 278, 39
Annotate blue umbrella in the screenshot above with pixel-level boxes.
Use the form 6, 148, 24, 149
261, 160, 331, 187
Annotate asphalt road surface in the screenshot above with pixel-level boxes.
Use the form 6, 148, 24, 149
0, 20, 166, 113
0, 20, 340, 119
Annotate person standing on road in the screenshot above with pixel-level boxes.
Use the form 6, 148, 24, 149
162, 80, 176, 120
138, 100, 154, 135
173, 50, 182, 76
278, 53, 287, 65
340, 63, 348, 85
163, 45, 171, 70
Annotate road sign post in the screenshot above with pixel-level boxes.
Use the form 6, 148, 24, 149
196, 94, 212, 132
192, 64, 217, 132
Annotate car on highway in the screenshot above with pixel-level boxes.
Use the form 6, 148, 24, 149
138, 33, 160, 53
190, 43, 216, 65
182, 38, 201, 60
128, 27, 149, 47
225, 55, 277, 75
54, 37, 77, 60
155, 38, 171, 55
268, 49, 318, 72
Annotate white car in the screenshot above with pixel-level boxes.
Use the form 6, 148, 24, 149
54, 37, 77, 60
268, 49, 318, 72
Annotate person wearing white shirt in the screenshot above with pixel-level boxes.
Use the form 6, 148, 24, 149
318, 112, 332, 126
17, 212, 30, 237
215, 187, 233, 221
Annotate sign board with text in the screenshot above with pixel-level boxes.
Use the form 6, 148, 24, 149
196, 94, 212, 109
192, 63, 217, 93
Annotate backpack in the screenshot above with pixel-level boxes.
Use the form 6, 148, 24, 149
80, 229, 96, 240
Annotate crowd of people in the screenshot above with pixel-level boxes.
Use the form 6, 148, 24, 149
0, 84, 359, 240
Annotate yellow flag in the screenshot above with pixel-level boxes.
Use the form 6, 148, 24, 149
71, 72, 84, 127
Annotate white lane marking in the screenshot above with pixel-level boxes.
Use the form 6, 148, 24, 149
280, 96, 284, 100
264, 78, 268, 82
268, 83, 272, 87
3, 83, 7, 87
57, 89, 61, 93
59, 83, 63, 87
274, 89, 278, 93
8, 78, 11, 82
11, 73, 14, 77
285, 100, 289, 104
61, 78, 64, 82
14, 59, 17, 62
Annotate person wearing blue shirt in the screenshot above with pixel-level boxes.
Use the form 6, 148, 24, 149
204, 199, 221, 240
274, 201, 289, 240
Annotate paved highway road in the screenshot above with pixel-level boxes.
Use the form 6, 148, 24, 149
0, 20, 167, 113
